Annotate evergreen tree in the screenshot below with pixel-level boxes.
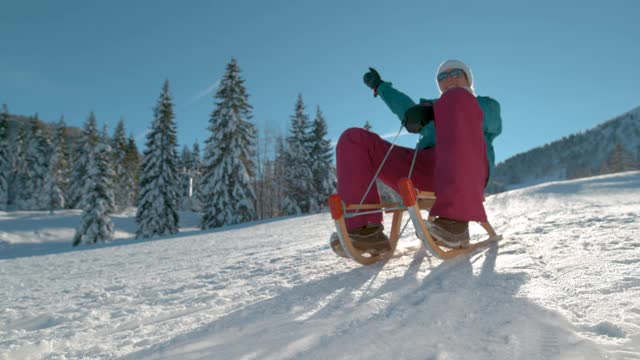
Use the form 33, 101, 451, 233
178, 141, 204, 211
72, 142, 115, 246
100, 124, 116, 212
0, 104, 10, 209
281, 94, 314, 215
309, 106, 336, 212
178, 145, 193, 209
135, 80, 180, 238
192, 141, 202, 174
19, 116, 50, 210
67, 112, 99, 208
201, 58, 257, 228
9, 126, 28, 207
190, 141, 203, 211
111, 119, 129, 211
101, 123, 109, 144
123, 134, 141, 207
602, 143, 638, 174
12, 122, 31, 209
44, 117, 70, 212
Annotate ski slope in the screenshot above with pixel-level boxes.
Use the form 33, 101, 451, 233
1, 172, 639, 359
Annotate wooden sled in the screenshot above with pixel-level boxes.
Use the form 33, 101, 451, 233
328, 179, 502, 265
328, 195, 404, 265
398, 177, 502, 260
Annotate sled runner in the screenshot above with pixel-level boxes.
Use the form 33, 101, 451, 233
398, 177, 502, 260
328, 195, 404, 265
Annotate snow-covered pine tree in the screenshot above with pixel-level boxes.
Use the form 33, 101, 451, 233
19, 116, 50, 210
43, 117, 70, 212
100, 124, 115, 212
123, 134, 141, 207
111, 119, 129, 211
192, 142, 202, 176
55, 117, 71, 193
309, 106, 336, 212
280, 95, 314, 215
72, 142, 115, 246
602, 143, 638, 174
190, 141, 203, 211
201, 58, 257, 229
178, 145, 193, 209
12, 121, 31, 209
0, 104, 10, 210
67, 112, 99, 208
135, 80, 180, 238
9, 125, 28, 207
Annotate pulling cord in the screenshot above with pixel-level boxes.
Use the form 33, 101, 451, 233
407, 138, 422, 180
350, 125, 424, 217
355, 123, 405, 211
349, 124, 425, 240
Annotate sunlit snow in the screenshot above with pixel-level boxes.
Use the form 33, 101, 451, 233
1, 172, 639, 359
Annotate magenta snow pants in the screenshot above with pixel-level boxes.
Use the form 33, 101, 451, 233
336, 87, 488, 230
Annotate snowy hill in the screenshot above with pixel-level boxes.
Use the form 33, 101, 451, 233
489, 106, 640, 192
1, 172, 640, 359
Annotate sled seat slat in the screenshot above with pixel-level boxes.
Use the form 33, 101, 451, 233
345, 202, 401, 211
418, 191, 436, 198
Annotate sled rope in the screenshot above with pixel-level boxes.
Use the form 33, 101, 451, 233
407, 136, 422, 180
399, 217, 412, 238
355, 123, 405, 212
354, 127, 422, 222
353, 125, 422, 212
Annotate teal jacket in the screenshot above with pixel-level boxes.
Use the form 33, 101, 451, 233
377, 81, 502, 177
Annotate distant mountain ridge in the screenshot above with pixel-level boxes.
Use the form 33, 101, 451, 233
3, 113, 83, 141
488, 105, 640, 193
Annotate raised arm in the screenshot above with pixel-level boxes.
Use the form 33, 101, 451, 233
363, 67, 417, 121
377, 82, 418, 121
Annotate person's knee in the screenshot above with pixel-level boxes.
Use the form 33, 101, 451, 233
337, 127, 369, 149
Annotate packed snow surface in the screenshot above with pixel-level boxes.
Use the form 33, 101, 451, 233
1, 172, 639, 359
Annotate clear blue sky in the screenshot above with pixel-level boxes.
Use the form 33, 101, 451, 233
1, 0, 638, 163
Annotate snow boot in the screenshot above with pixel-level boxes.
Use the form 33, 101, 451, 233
330, 223, 391, 257
348, 223, 391, 251
426, 217, 470, 249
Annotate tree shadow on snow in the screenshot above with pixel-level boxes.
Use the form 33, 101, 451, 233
121, 263, 385, 360
122, 244, 603, 360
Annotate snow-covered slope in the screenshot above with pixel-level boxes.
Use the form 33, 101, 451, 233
1, 172, 639, 359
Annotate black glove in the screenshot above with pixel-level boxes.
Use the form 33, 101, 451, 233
363, 67, 382, 96
403, 104, 434, 133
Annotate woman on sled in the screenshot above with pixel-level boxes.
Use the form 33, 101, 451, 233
331, 59, 502, 255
